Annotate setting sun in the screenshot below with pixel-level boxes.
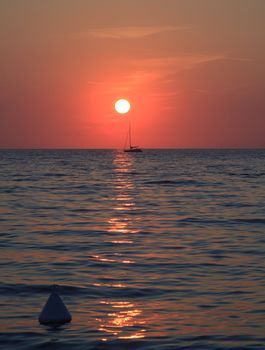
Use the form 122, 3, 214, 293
115, 99, 131, 114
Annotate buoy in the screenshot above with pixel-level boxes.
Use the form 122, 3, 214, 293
39, 285, 72, 325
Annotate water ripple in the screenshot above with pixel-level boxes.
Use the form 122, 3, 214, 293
0, 149, 264, 349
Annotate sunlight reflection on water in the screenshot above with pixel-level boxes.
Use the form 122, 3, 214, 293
101, 152, 145, 340
98, 300, 146, 340
108, 152, 140, 236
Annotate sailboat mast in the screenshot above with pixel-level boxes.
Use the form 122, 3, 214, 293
129, 120, 132, 148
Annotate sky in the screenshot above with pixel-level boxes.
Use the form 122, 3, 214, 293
0, 0, 264, 148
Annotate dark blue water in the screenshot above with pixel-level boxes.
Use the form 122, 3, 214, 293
0, 149, 265, 349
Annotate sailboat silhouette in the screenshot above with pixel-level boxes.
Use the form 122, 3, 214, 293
124, 121, 142, 152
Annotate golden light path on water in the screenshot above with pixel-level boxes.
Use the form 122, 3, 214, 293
108, 152, 140, 237
95, 152, 147, 340
98, 301, 146, 340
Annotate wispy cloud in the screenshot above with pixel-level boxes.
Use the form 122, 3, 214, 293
133, 54, 226, 70
80, 25, 187, 39
131, 54, 251, 76
86, 54, 251, 95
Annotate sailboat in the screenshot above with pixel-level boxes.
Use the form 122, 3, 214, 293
124, 122, 142, 152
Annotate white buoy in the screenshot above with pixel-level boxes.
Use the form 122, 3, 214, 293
39, 285, 72, 325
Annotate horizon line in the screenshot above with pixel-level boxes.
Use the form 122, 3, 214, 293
0, 147, 264, 151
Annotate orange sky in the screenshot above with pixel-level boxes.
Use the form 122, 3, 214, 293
0, 0, 264, 148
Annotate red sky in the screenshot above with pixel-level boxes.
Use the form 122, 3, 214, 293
0, 0, 264, 148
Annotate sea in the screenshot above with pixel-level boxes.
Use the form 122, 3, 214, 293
0, 149, 265, 350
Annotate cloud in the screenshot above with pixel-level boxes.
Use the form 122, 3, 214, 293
130, 54, 251, 78
80, 25, 187, 39
86, 53, 251, 97
133, 54, 225, 70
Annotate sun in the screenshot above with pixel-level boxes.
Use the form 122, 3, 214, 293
115, 99, 131, 114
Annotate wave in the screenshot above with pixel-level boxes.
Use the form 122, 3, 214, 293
144, 179, 205, 186
0, 333, 264, 350
177, 217, 265, 226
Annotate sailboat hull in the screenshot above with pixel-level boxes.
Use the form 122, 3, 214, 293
124, 148, 142, 153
